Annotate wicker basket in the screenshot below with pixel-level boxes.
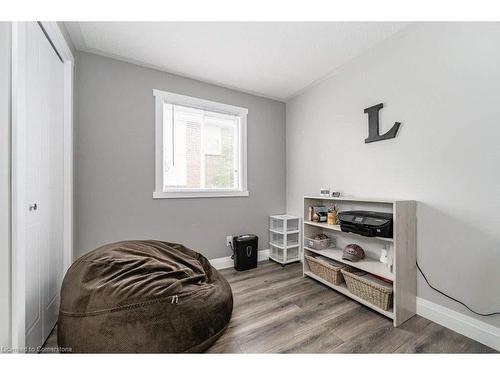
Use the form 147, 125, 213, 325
341, 268, 393, 311
304, 254, 350, 285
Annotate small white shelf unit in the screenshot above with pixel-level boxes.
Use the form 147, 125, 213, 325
269, 214, 301, 265
302, 196, 416, 327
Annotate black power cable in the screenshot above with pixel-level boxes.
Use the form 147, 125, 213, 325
417, 261, 500, 317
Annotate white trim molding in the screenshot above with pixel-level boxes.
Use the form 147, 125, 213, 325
10, 21, 27, 349
417, 297, 500, 351
153, 89, 248, 199
40, 21, 76, 273
210, 249, 270, 270
153, 89, 249, 116
153, 190, 249, 199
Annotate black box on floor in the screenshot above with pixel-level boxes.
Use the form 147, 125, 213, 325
233, 234, 258, 271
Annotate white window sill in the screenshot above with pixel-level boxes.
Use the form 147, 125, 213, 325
153, 190, 249, 199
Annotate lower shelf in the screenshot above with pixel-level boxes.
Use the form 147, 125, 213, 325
304, 246, 394, 281
269, 241, 299, 249
304, 270, 394, 320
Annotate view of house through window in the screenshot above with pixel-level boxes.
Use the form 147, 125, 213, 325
163, 103, 241, 191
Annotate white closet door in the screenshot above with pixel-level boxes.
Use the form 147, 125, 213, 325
24, 22, 65, 350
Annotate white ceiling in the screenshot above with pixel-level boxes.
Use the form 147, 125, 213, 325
65, 22, 409, 101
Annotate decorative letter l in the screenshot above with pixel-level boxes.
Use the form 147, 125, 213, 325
364, 103, 401, 143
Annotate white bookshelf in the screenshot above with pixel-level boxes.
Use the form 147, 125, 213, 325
302, 196, 416, 327
269, 214, 301, 265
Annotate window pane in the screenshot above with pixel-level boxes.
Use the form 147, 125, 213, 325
163, 104, 240, 191
204, 124, 222, 155
204, 117, 238, 189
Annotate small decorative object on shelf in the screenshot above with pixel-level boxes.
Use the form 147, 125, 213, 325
380, 249, 389, 264
379, 248, 393, 272
331, 191, 341, 197
327, 204, 338, 225
269, 214, 301, 266
320, 188, 330, 197
312, 206, 328, 222
307, 206, 314, 221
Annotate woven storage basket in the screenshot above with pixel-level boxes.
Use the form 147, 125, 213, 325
341, 268, 393, 311
304, 254, 350, 285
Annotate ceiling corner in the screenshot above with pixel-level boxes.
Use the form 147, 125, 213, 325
63, 22, 87, 51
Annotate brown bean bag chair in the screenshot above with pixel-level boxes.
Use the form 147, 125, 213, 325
58, 240, 233, 353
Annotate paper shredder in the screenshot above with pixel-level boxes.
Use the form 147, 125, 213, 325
233, 234, 258, 271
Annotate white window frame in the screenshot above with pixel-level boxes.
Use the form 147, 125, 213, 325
153, 89, 248, 199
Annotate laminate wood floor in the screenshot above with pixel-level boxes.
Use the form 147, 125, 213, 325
42, 261, 496, 353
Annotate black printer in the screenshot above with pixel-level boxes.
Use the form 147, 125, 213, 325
338, 211, 393, 238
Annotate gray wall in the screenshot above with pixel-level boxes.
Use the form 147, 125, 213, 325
75, 52, 286, 259
0, 22, 11, 347
286, 22, 500, 327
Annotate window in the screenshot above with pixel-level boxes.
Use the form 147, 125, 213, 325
153, 89, 248, 198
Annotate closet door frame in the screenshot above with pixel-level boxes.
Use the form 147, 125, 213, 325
11, 21, 74, 350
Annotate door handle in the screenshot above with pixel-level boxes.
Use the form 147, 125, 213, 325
29, 203, 38, 211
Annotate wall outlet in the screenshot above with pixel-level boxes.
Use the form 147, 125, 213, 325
226, 235, 233, 247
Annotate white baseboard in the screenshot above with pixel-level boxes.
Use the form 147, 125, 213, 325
417, 297, 500, 351
210, 249, 270, 270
